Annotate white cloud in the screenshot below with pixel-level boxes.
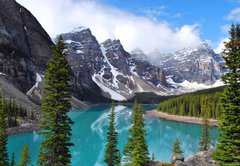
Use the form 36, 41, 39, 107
226, 7, 240, 21
16, 0, 202, 53
214, 38, 229, 54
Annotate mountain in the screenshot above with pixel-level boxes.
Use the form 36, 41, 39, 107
61, 27, 168, 101
0, 0, 52, 93
0, 0, 225, 104
62, 27, 225, 100
132, 42, 224, 94
0, 0, 54, 112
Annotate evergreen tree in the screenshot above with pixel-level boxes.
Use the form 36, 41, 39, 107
0, 90, 8, 166
123, 101, 138, 164
213, 24, 240, 165
38, 36, 73, 166
172, 138, 183, 155
157, 90, 223, 119
11, 152, 15, 166
199, 98, 212, 151
124, 102, 150, 165
18, 144, 30, 166
104, 103, 121, 166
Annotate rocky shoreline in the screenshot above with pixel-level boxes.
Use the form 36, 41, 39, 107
7, 107, 219, 136
145, 110, 218, 126
7, 121, 40, 136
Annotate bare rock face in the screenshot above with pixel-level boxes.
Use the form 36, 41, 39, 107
171, 154, 184, 164
0, 0, 52, 92
146, 42, 223, 85
61, 28, 168, 100
175, 149, 217, 166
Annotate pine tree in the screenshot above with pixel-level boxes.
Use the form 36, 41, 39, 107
213, 24, 240, 165
199, 97, 212, 151
123, 101, 138, 164
0, 90, 9, 166
172, 138, 183, 155
104, 103, 121, 166
38, 36, 73, 166
18, 144, 30, 166
123, 102, 150, 165
11, 152, 15, 166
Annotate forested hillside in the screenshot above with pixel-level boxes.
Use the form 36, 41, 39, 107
157, 86, 225, 119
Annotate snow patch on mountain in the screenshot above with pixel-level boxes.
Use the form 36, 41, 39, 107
71, 26, 88, 33
92, 74, 126, 101
167, 77, 224, 93
100, 45, 122, 88
26, 73, 43, 96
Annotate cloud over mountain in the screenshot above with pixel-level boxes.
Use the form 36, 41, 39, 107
17, 0, 202, 53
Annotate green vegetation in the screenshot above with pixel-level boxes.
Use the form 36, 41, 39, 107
18, 144, 30, 166
38, 36, 73, 165
10, 153, 15, 166
199, 97, 212, 151
104, 103, 121, 166
123, 101, 150, 165
157, 91, 222, 119
172, 138, 183, 155
128, 86, 225, 104
213, 24, 240, 165
128, 92, 171, 104
0, 91, 9, 166
5, 99, 28, 127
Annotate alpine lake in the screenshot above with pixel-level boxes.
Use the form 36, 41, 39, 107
8, 104, 219, 166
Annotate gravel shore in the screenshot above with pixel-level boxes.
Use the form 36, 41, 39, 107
7, 122, 40, 136
145, 110, 218, 126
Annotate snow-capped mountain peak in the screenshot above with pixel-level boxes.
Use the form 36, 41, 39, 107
60, 27, 224, 101
70, 26, 89, 33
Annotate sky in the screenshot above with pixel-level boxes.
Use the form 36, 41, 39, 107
16, 0, 240, 54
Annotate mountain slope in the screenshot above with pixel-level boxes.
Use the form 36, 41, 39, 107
62, 28, 168, 100
132, 42, 224, 94
0, 0, 52, 93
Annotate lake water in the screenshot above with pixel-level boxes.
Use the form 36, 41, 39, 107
8, 104, 219, 166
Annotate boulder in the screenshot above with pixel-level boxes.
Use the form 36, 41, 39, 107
171, 154, 184, 164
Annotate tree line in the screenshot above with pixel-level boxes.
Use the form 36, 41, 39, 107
5, 99, 31, 127
157, 92, 222, 119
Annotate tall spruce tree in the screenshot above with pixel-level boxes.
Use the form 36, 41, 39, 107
199, 98, 212, 151
38, 36, 73, 166
11, 152, 15, 166
123, 101, 138, 164
0, 90, 8, 166
172, 138, 183, 155
213, 24, 240, 165
123, 102, 150, 165
104, 103, 121, 166
18, 144, 30, 166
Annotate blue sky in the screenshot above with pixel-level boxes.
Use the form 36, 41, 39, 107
17, 0, 240, 53
98, 0, 238, 43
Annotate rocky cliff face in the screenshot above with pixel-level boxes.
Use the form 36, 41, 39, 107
62, 27, 168, 100
61, 27, 225, 100
132, 42, 224, 94
0, 0, 52, 93
153, 43, 223, 84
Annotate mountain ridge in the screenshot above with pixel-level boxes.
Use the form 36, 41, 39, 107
61, 27, 224, 100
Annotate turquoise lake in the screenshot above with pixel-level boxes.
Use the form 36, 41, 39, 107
7, 105, 219, 166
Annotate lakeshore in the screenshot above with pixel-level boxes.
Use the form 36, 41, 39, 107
7, 106, 219, 136
7, 122, 40, 136
145, 109, 219, 126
